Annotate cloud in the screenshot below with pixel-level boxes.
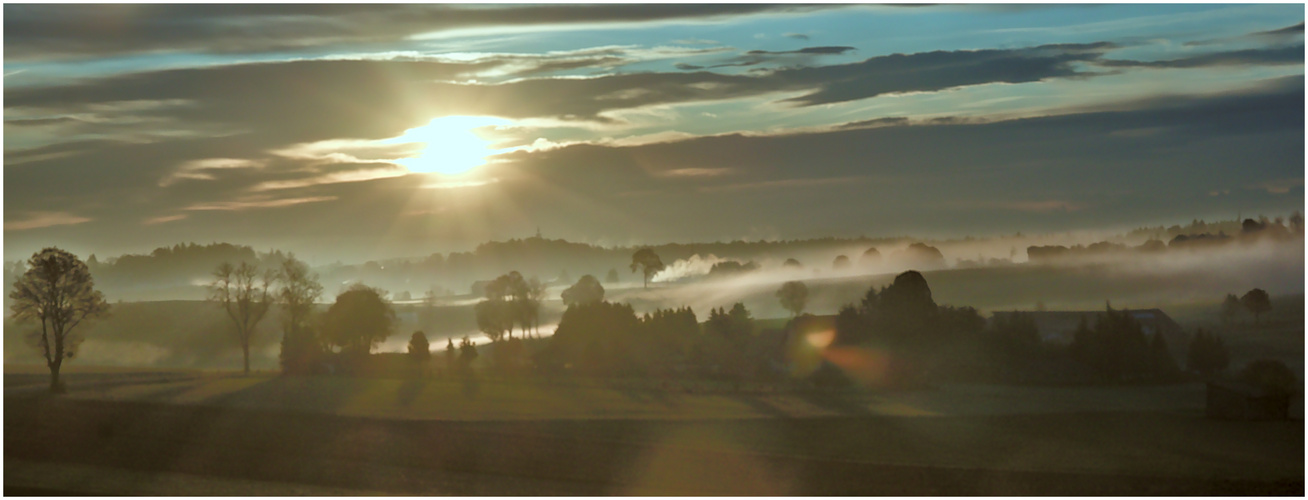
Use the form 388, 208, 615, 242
183, 195, 338, 211
142, 214, 188, 225
1099, 45, 1304, 69
5, 4, 835, 60
749, 46, 856, 55
159, 157, 265, 186
6, 73, 1302, 261
954, 200, 1089, 212
1247, 178, 1304, 195
6, 41, 1130, 138
5, 211, 92, 231
784, 33, 812, 41
1256, 22, 1305, 37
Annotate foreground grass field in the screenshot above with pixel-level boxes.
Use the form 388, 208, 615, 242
5, 368, 1303, 495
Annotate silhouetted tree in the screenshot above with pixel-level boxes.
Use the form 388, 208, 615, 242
409, 331, 431, 364
877, 271, 939, 344
1240, 288, 1271, 325
445, 338, 456, 373
320, 284, 395, 357
561, 274, 605, 306
832, 255, 851, 270
605, 268, 620, 284
9, 248, 110, 393
896, 243, 946, 269
459, 335, 479, 369
1239, 359, 1298, 395
727, 302, 754, 339
833, 303, 870, 345
706, 260, 759, 278
1186, 328, 1229, 376
987, 311, 1039, 357
1070, 306, 1155, 380
209, 261, 276, 375
1220, 293, 1242, 324
630, 248, 665, 288
475, 299, 512, 343
783, 258, 802, 269
860, 247, 881, 266
1148, 331, 1180, 378
277, 255, 323, 375
523, 276, 546, 336
776, 281, 808, 317
546, 301, 639, 374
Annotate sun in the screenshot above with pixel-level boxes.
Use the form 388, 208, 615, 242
388, 116, 512, 175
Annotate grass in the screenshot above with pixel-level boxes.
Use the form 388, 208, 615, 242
5, 389, 1302, 495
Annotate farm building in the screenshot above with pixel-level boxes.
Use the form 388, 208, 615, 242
1206, 380, 1291, 421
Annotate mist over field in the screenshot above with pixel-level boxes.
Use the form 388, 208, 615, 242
5, 4, 1303, 495
5, 218, 1302, 371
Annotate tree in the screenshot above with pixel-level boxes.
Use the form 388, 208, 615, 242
1219, 293, 1242, 324
727, 302, 754, 340
9, 248, 110, 393
459, 335, 479, 369
605, 268, 620, 284
1240, 288, 1271, 325
474, 299, 511, 343
832, 255, 851, 270
776, 281, 808, 317
630, 248, 666, 288
1239, 359, 1298, 395
277, 255, 323, 375
859, 247, 882, 267
320, 284, 395, 355
406, 331, 431, 376
561, 274, 605, 306
783, 258, 802, 269
1186, 328, 1229, 376
209, 261, 276, 375
524, 277, 547, 336
445, 338, 457, 373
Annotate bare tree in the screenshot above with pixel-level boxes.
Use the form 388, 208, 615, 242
10, 248, 110, 393
209, 261, 276, 375
277, 255, 323, 374
525, 276, 547, 337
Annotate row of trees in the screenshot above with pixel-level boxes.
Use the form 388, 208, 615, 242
1220, 289, 1272, 325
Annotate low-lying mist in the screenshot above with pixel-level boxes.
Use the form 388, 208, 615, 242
4, 220, 1301, 371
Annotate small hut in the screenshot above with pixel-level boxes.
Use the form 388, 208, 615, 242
1206, 380, 1290, 420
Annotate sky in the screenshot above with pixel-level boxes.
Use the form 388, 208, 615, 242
4, 4, 1304, 264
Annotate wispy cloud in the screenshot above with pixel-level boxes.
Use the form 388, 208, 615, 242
142, 214, 188, 225
159, 157, 265, 186
5, 211, 92, 231
1247, 178, 1304, 195
184, 196, 337, 211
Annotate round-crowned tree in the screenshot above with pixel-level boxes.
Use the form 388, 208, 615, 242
321, 284, 395, 356
776, 281, 809, 317
10, 247, 110, 393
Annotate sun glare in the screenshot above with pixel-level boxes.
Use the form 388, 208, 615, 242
388, 116, 513, 175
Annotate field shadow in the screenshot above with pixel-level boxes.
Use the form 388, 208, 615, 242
793, 390, 871, 416
396, 376, 427, 407
727, 393, 791, 418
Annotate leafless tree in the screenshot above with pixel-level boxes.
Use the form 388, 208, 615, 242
9, 247, 110, 393
209, 261, 276, 375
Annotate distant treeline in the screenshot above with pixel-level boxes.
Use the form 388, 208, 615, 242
1029, 217, 1303, 264
1124, 215, 1301, 241
5, 236, 914, 301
